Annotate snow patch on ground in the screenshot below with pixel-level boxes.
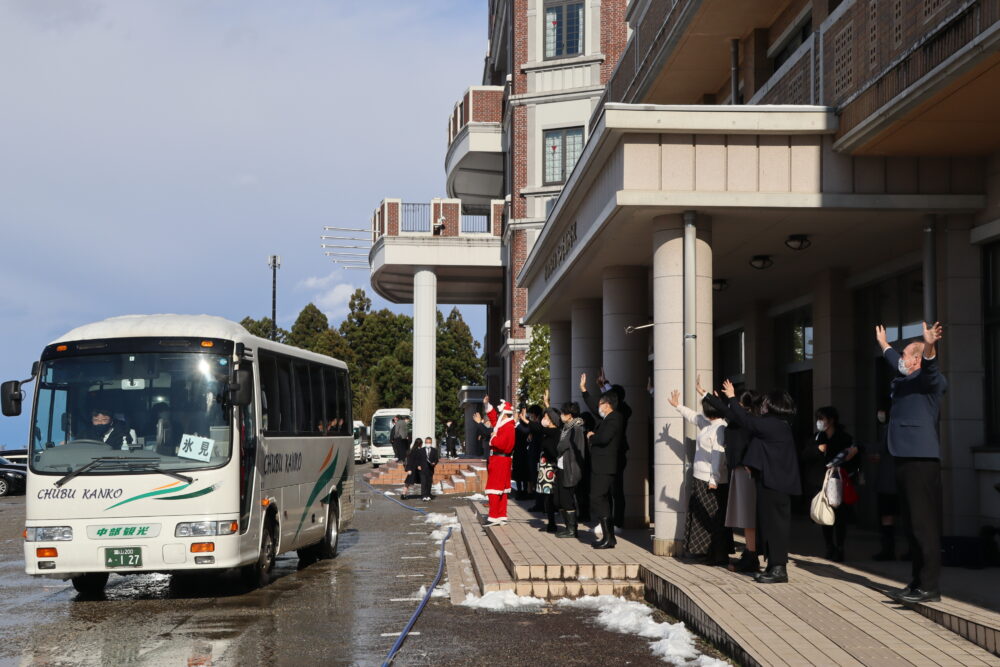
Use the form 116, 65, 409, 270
464, 493, 488, 501
556, 596, 729, 666
459, 590, 547, 610
414, 582, 450, 599
429, 527, 458, 540
423, 512, 460, 540
382, 490, 396, 496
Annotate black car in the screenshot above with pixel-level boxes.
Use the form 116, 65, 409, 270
0, 456, 27, 497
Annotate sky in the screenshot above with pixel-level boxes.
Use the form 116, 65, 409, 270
0, 0, 488, 447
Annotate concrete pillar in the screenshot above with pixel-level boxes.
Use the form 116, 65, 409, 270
570, 299, 602, 408
549, 321, 572, 407
412, 267, 437, 439
602, 267, 650, 528
651, 214, 713, 555
936, 215, 985, 536
812, 269, 855, 428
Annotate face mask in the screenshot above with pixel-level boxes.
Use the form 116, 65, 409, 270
816, 420, 826, 432
898, 357, 910, 375
876, 412, 886, 424
598, 407, 609, 419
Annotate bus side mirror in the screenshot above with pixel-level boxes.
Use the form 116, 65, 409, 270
228, 369, 253, 406
1, 381, 23, 417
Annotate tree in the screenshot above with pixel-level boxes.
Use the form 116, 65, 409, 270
518, 324, 550, 407
286, 303, 329, 351
239, 316, 288, 343
436, 308, 484, 430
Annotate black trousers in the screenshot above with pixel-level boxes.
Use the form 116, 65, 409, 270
896, 457, 942, 592
590, 473, 615, 522
612, 461, 626, 527
822, 505, 849, 550
556, 481, 577, 512
419, 466, 435, 498
755, 479, 791, 567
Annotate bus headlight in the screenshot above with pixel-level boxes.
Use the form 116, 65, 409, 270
175, 521, 238, 537
25, 526, 73, 542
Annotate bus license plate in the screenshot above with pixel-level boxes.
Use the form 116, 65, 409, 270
105, 547, 142, 568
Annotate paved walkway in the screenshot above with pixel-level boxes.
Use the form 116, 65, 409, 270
451, 498, 1000, 666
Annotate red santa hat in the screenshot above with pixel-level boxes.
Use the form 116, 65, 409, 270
499, 400, 514, 414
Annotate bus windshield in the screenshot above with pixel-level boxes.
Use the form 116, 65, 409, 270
371, 416, 393, 447
31, 351, 235, 475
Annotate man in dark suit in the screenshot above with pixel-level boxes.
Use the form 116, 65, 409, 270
581, 370, 632, 528
876, 321, 946, 604
416, 436, 440, 501
587, 391, 624, 549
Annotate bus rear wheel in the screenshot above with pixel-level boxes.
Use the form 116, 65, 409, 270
71, 572, 109, 596
241, 519, 276, 589
318, 499, 340, 559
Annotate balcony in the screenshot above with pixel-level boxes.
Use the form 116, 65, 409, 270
368, 198, 504, 305
444, 85, 505, 211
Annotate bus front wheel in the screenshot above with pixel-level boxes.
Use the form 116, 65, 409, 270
241, 519, 276, 589
71, 572, 109, 596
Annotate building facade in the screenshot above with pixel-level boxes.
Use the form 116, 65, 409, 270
367, 0, 1000, 552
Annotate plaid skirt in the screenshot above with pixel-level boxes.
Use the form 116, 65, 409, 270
685, 478, 731, 558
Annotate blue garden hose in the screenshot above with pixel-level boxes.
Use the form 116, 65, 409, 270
363, 481, 453, 667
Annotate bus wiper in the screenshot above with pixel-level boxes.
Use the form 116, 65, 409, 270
116, 459, 194, 485
54, 457, 121, 487
54, 457, 193, 487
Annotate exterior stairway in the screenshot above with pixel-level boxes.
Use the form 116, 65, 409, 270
364, 458, 487, 495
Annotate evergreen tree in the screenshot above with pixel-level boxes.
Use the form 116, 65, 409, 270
286, 303, 329, 351
518, 324, 550, 407
239, 316, 288, 343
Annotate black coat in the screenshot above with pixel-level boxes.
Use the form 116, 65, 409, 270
724, 399, 801, 496
414, 445, 439, 471
588, 410, 624, 476
801, 428, 859, 495
539, 422, 561, 462
557, 418, 586, 487
883, 349, 947, 458
82, 421, 133, 449
582, 390, 632, 460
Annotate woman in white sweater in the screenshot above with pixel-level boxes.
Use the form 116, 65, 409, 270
668, 389, 731, 564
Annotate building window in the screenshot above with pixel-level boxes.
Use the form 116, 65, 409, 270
715, 329, 746, 390
544, 1, 584, 59
772, 12, 813, 73
543, 127, 584, 185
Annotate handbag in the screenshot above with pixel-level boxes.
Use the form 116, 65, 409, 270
825, 466, 843, 508
810, 468, 836, 525
537, 456, 555, 494
841, 468, 859, 505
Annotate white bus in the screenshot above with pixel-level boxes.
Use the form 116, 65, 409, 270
0, 314, 355, 595
352, 420, 369, 463
369, 408, 409, 468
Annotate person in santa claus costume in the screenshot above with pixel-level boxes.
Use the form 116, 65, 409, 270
485, 398, 516, 525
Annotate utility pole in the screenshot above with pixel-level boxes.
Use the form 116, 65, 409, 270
268, 255, 281, 341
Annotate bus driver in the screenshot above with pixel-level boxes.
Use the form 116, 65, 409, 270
83, 406, 134, 449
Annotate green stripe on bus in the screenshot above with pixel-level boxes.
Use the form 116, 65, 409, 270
105, 483, 192, 510
294, 452, 340, 538
153, 483, 219, 501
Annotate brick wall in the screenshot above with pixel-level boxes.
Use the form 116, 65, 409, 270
473, 89, 504, 123
600, 0, 629, 84
387, 200, 399, 236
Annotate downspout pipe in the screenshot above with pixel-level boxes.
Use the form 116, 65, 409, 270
923, 215, 937, 323
683, 211, 697, 477
730, 39, 740, 104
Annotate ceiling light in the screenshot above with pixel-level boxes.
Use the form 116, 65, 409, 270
784, 234, 811, 251
749, 255, 773, 270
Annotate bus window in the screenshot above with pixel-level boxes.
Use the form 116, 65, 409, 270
292, 362, 312, 434
259, 354, 279, 433
337, 369, 351, 433
34, 372, 68, 447
322, 368, 341, 434
309, 363, 326, 433
275, 356, 293, 434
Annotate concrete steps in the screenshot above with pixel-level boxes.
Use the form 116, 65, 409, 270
364, 459, 487, 495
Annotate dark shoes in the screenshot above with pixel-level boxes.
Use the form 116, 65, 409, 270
889, 587, 941, 604
544, 515, 558, 533
754, 565, 788, 584
555, 510, 577, 538
593, 518, 617, 549
729, 550, 759, 573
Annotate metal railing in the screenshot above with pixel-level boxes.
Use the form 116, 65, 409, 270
460, 215, 489, 234
401, 203, 431, 232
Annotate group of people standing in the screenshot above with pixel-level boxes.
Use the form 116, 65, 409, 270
400, 435, 439, 502
474, 370, 630, 550
469, 321, 947, 597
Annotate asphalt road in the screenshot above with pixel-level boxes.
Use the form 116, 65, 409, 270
0, 466, 708, 666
